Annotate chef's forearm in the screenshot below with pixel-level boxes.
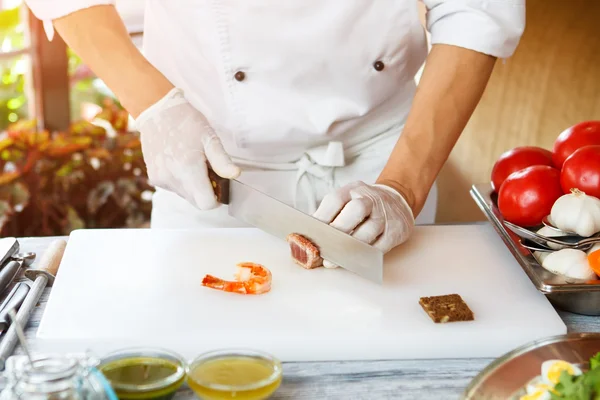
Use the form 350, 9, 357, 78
52, 5, 173, 117
377, 44, 497, 216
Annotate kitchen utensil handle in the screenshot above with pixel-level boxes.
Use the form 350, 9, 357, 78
37, 239, 67, 277
207, 164, 231, 205
0, 261, 21, 296
0, 283, 29, 328
0, 283, 22, 316
581, 237, 600, 246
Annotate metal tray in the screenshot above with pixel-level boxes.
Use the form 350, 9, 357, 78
470, 183, 600, 316
461, 332, 600, 399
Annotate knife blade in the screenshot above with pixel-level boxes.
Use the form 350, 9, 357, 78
208, 168, 384, 283
0, 282, 30, 334
0, 238, 19, 269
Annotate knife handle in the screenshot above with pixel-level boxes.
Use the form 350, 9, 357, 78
207, 164, 231, 205
0, 282, 29, 330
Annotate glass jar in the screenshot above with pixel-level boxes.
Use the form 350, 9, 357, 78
0, 353, 117, 400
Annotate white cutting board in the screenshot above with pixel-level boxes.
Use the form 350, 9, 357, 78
36, 224, 566, 361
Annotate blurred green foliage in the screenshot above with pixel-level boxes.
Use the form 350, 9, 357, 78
0, 2, 146, 234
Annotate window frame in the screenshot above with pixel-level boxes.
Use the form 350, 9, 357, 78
28, 12, 70, 132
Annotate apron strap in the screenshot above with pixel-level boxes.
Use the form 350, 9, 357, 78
294, 141, 345, 213
231, 142, 345, 214
229, 122, 402, 214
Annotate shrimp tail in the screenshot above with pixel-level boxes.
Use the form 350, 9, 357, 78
201, 274, 225, 289
201, 275, 249, 294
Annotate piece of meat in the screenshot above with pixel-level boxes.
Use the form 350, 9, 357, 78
285, 233, 323, 269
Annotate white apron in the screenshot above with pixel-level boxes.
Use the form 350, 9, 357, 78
140, 0, 436, 229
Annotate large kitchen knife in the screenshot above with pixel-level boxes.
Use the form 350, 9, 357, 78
208, 168, 384, 283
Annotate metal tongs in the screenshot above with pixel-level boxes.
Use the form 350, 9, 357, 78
504, 216, 600, 253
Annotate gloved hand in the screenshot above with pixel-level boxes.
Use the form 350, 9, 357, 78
312, 181, 415, 268
135, 88, 240, 210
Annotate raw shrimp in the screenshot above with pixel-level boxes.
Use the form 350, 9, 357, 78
201, 262, 272, 295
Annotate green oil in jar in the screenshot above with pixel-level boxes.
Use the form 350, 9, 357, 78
99, 357, 184, 400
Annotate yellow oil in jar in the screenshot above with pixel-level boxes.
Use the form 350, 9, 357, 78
187, 356, 282, 400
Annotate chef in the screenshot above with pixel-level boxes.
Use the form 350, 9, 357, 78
25, 0, 525, 260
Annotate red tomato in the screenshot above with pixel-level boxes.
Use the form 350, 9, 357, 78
498, 165, 563, 227
560, 145, 600, 198
491, 146, 554, 192
552, 121, 600, 168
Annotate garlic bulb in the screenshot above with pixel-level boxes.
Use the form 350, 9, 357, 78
550, 189, 600, 237
536, 226, 564, 250
541, 248, 596, 280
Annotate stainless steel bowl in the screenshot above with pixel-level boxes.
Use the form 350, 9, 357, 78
470, 183, 600, 316
461, 332, 600, 399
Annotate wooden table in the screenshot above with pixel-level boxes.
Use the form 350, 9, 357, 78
10, 236, 600, 400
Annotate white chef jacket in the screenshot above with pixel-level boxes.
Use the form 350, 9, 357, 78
25, 0, 525, 228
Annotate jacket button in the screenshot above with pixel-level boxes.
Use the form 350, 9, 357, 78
373, 61, 385, 71
234, 71, 245, 81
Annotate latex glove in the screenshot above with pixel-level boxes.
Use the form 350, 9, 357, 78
313, 181, 415, 268
135, 88, 240, 210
